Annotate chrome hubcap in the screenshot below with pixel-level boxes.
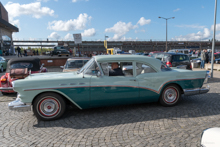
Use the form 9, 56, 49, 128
164, 88, 177, 103
39, 98, 59, 116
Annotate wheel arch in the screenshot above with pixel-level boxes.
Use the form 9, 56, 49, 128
160, 83, 184, 95
32, 91, 82, 110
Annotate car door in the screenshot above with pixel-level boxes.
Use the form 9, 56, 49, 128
135, 62, 161, 103
90, 61, 139, 108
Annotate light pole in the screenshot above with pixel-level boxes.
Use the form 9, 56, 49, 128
158, 16, 175, 52
104, 35, 108, 49
211, 0, 217, 78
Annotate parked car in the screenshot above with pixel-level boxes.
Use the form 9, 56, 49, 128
201, 127, 220, 147
0, 57, 47, 95
0, 56, 7, 72
51, 46, 70, 57
61, 57, 90, 72
26, 49, 33, 56
151, 52, 192, 70
8, 55, 209, 120
148, 51, 163, 57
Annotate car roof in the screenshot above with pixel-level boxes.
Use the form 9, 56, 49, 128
154, 52, 187, 55
94, 55, 161, 71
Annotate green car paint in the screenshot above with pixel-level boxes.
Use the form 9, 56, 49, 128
12, 55, 208, 110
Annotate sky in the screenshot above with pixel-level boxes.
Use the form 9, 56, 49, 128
1, 0, 220, 42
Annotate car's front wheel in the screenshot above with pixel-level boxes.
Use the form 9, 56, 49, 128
159, 84, 181, 106
33, 93, 66, 121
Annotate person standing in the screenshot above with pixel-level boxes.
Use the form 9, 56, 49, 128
17, 46, 22, 57
24, 50, 27, 56
205, 50, 209, 63
200, 49, 206, 69
36, 50, 39, 55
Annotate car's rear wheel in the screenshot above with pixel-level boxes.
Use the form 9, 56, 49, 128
159, 84, 181, 106
33, 93, 66, 121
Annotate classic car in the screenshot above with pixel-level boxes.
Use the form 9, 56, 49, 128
8, 55, 209, 121
60, 57, 90, 72
0, 56, 7, 72
51, 46, 70, 57
0, 57, 47, 94
201, 127, 220, 147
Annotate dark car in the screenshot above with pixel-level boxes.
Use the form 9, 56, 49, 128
51, 46, 70, 57
0, 57, 47, 94
191, 53, 220, 64
151, 52, 192, 70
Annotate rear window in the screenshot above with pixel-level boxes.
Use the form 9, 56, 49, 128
10, 62, 33, 69
172, 55, 189, 61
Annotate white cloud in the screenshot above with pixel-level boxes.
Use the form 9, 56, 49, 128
211, 23, 220, 31
176, 24, 206, 29
48, 13, 92, 31
48, 32, 61, 40
105, 21, 138, 40
37, 0, 50, 2
137, 17, 151, 26
5, 2, 55, 19
173, 8, 180, 12
202, 6, 204, 8
171, 28, 211, 41
64, 33, 73, 40
72, 0, 89, 3
107, 36, 139, 41
82, 28, 96, 37
105, 17, 150, 40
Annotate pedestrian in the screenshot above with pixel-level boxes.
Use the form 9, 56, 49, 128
24, 50, 27, 56
205, 49, 209, 63
200, 49, 206, 69
17, 46, 22, 57
36, 50, 39, 55
198, 50, 201, 57
33, 50, 35, 55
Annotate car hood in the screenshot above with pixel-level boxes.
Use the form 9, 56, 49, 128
26, 71, 78, 80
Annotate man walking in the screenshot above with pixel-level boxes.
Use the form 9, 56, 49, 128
200, 49, 206, 69
17, 46, 22, 57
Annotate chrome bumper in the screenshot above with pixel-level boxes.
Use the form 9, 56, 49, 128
184, 85, 210, 96
8, 98, 31, 111
0, 87, 14, 90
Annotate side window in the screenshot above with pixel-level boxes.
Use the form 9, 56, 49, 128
100, 62, 109, 76
136, 62, 156, 76
85, 61, 99, 75
121, 62, 133, 76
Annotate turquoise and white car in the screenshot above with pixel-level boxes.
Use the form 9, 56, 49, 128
8, 55, 209, 120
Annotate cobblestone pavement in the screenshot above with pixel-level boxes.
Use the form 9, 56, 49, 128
0, 68, 220, 147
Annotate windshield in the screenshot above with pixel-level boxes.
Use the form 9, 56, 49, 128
10, 62, 33, 69
65, 60, 89, 69
78, 58, 94, 74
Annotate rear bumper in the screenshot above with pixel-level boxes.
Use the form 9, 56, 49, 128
8, 98, 31, 111
184, 85, 210, 96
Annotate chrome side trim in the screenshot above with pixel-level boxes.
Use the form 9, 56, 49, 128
8, 98, 31, 111
184, 85, 210, 96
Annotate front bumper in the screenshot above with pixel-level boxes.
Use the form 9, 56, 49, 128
184, 85, 210, 96
8, 98, 31, 111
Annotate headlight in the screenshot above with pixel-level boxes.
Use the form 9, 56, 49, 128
196, 60, 201, 63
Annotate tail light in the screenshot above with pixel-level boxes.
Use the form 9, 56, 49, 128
1, 76, 7, 83
166, 61, 172, 67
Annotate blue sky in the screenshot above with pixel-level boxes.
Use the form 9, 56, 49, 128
1, 0, 219, 41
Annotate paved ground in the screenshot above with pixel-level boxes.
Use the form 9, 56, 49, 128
0, 68, 220, 147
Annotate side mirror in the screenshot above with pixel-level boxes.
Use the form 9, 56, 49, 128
60, 66, 64, 69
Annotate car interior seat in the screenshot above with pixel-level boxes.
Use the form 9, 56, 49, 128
136, 63, 143, 75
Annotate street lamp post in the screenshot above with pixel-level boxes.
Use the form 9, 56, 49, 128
158, 16, 175, 52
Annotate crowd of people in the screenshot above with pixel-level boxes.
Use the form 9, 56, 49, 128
199, 49, 214, 69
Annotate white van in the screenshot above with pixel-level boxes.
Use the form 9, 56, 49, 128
168, 49, 191, 55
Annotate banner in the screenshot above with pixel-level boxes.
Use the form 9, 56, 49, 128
73, 34, 82, 44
